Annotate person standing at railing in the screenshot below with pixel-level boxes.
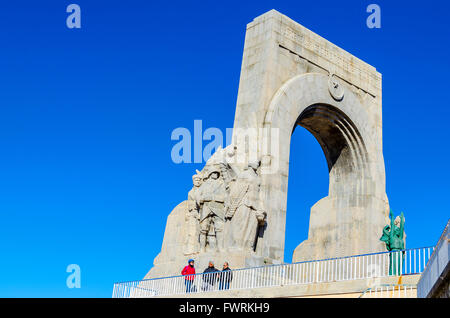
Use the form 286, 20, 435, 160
181, 259, 196, 293
219, 262, 233, 290
202, 261, 219, 291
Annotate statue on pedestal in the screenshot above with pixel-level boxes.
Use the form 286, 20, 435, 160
380, 210, 405, 275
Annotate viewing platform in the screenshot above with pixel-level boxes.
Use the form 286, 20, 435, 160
113, 246, 432, 298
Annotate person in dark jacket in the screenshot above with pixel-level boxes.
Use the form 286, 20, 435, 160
219, 262, 233, 290
181, 259, 196, 293
202, 261, 219, 291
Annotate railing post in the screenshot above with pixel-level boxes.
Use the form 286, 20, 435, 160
423, 248, 426, 272
336, 259, 338, 281
417, 249, 421, 273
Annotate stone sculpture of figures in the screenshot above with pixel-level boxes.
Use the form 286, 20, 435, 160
225, 160, 266, 253
184, 171, 202, 255
380, 210, 405, 275
182, 145, 267, 255
198, 165, 227, 252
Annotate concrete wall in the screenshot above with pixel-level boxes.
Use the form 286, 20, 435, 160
417, 220, 450, 298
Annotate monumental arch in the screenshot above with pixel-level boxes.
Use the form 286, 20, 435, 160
145, 10, 389, 279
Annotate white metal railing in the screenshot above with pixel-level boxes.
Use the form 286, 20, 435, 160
359, 284, 417, 298
112, 246, 433, 298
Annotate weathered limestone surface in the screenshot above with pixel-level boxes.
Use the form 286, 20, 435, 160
145, 9, 389, 279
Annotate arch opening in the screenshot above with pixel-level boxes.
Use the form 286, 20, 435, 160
286, 103, 373, 261
285, 124, 329, 262
293, 104, 369, 198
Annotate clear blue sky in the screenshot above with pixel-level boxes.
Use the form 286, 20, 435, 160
0, 0, 448, 297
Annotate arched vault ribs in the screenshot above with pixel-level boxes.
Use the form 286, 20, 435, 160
294, 104, 370, 199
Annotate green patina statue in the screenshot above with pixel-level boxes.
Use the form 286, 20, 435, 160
380, 210, 405, 275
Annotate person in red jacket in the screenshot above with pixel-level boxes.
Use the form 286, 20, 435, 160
181, 259, 196, 293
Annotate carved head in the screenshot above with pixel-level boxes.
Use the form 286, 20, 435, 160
394, 216, 401, 227
192, 174, 202, 187
226, 145, 237, 157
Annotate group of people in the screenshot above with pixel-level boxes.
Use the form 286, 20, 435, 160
181, 259, 233, 293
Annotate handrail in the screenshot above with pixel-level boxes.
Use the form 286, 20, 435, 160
359, 284, 417, 298
112, 246, 433, 298
113, 246, 434, 285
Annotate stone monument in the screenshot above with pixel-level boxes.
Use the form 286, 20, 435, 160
145, 9, 389, 279
380, 210, 406, 275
